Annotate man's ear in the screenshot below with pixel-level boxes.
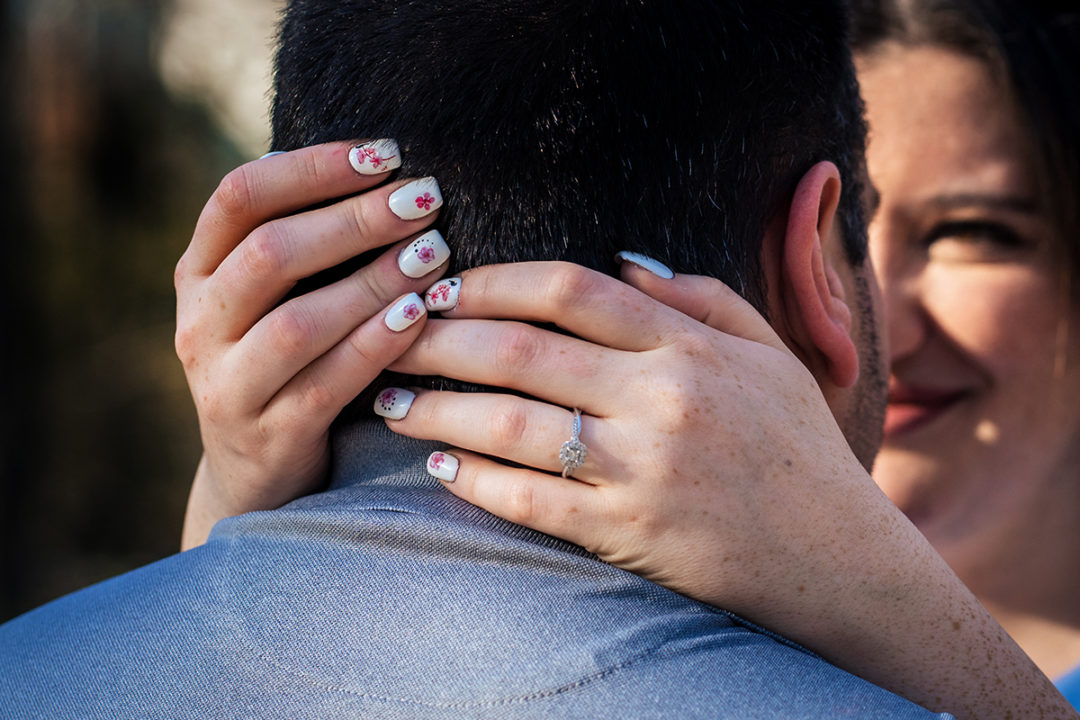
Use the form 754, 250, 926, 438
782, 161, 859, 388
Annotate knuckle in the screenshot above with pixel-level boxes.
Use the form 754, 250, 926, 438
487, 401, 530, 451
214, 165, 257, 220
493, 324, 543, 380
174, 323, 199, 367
296, 373, 339, 416
239, 226, 288, 281
174, 252, 191, 290
501, 479, 538, 526
343, 264, 388, 313
269, 306, 319, 357
547, 263, 602, 311
344, 325, 384, 370
345, 195, 376, 242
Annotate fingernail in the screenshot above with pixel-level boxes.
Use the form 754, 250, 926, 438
384, 293, 426, 332
373, 387, 415, 420
259, 150, 287, 159
398, 230, 450, 278
349, 139, 401, 175
614, 251, 674, 279
426, 451, 459, 483
389, 177, 443, 220
424, 277, 461, 312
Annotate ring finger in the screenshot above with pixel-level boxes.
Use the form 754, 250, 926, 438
382, 390, 610, 482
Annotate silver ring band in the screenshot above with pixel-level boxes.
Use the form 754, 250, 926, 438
559, 408, 588, 478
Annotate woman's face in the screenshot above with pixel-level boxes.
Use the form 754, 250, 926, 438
858, 44, 1080, 571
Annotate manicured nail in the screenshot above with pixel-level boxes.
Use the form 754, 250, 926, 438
373, 387, 415, 420
398, 230, 450, 278
614, 251, 674, 279
424, 277, 461, 312
389, 177, 443, 220
259, 151, 287, 159
426, 451, 459, 483
349, 139, 401, 175
384, 293, 426, 332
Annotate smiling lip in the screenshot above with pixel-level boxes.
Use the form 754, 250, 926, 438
883, 384, 969, 440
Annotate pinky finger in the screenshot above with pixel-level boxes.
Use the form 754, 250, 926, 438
426, 449, 601, 548
266, 292, 429, 431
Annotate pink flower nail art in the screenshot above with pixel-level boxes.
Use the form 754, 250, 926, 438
424, 277, 460, 312
428, 283, 450, 304
362, 147, 398, 170
417, 245, 436, 263
415, 192, 435, 210
429, 452, 446, 471
373, 386, 415, 419
403, 303, 421, 321
378, 389, 398, 410
349, 140, 401, 175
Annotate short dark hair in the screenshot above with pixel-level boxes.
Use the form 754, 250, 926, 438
851, 0, 1080, 295
272, 0, 868, 314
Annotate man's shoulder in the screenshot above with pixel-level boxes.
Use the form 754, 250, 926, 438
0, 489, 949, 719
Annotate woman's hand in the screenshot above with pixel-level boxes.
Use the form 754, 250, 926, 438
176, 141, 449, 549
385, 259, 1076, 720
388, 260, 873, 615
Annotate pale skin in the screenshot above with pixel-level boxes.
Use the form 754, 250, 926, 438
176, 143, 1075, 717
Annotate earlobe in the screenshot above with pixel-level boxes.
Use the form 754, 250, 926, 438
783, 161, 860, 388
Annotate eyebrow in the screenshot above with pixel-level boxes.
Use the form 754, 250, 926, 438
927, 193, 1040, 214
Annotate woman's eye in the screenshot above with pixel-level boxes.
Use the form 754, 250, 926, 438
924, 221, 1028, 263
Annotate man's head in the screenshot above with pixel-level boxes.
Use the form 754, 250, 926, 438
272, 0, 887, 467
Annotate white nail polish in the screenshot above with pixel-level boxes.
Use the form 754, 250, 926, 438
614, 251, 675, 279
259, 150, 287, 160
398, 230, 451, 278
388, 177, 443, 220
373, 387, 415, 420
426, 451, 459, 483
349, 139, 401, 175
385, 293, 426, 332
424, 277, 461, 312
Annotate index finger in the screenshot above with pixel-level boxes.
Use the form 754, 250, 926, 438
185, 140, 402, 277
434, 261, 690, 352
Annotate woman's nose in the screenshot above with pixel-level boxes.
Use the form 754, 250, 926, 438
870, 236, 927, 366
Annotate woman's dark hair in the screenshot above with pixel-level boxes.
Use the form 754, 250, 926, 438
850, 1, 1080, 286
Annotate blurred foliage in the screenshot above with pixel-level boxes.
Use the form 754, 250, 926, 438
1, 0, 249, 620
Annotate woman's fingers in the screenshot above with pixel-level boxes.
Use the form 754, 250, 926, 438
225, 238, 447, 408
424, 450, 601, 548
263, 292, 430, 432
184, 140, 403, 280
434, 262, 686, 352
428, 260, 786, 354
618, 260, 786, 351
205, 177, 445, 339
392, 318, 619, 412
385, 390, 610, 479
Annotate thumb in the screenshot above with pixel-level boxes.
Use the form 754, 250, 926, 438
617, 253, 785, 351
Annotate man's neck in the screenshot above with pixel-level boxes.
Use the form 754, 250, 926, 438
329, 417, 444, 491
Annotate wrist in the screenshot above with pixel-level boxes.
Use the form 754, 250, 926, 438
181, 454, 240, 550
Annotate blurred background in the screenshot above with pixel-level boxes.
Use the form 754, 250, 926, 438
1, 0, 282, 622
